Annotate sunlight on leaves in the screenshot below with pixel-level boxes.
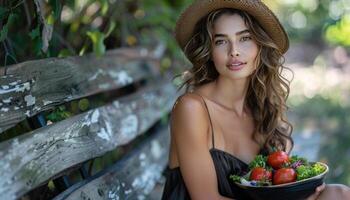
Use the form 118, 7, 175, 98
87, 31, 106, 57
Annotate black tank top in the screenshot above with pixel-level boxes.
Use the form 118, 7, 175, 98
161, 93, 267, 200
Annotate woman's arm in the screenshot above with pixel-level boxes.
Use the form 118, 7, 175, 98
171, 94, 234, 200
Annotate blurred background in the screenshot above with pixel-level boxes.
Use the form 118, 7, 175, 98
0, 0, 349, 186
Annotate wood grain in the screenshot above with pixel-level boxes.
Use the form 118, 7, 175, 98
0, 48, 161, 133
0, 80, 177, 200
54, 125, 170, 200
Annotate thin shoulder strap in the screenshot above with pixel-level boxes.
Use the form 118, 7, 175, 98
191, 92, 215, 149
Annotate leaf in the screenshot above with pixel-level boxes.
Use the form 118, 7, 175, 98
0, 25, 8, 42
87, 31, 106, 57
7, 13, 17, 24
105, 21, 116, 37
48, 0, 62, 20
0, 13, 16, 42
33, 37, 43, 56
58, 49, 73, 58
78, 98, 90, 111
46, 107, 72, 122
47, 180, 55, 191
126, 35, 137, 46
29, 26, 41, 39
47, 12, 55, 25
79, 43, 89, 56
100, 0, 109, 16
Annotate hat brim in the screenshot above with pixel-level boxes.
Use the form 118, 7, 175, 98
175, 0, 289, 54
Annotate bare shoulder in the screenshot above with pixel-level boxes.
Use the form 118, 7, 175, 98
170, 92, 209, 141
172, 93, 205, 114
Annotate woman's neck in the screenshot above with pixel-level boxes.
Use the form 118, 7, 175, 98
210, 77, 250, 117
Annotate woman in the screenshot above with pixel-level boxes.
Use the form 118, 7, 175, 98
161, 1, 350, 199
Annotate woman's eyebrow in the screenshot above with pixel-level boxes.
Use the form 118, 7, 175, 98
214, 29, 250, 38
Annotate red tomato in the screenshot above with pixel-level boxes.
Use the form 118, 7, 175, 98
273, 168, 297, 185
267, 151, 290, 169
249, 167, 272, 181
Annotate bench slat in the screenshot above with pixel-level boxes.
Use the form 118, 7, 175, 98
0, 48, 160, 133
0, 80, 177, 200
54, 125, 169, 200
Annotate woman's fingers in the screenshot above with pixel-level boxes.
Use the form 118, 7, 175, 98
306, 183, 326, 200
317, 183, 326, 192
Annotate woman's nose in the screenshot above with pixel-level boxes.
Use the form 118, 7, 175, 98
229, 43, 240, 57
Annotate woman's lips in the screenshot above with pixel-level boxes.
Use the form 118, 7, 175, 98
227, 63, 246, 71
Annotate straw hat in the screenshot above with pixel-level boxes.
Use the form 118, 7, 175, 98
175, 0, 289, 54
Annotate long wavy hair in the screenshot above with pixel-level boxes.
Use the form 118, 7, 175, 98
173, 8, 294, 154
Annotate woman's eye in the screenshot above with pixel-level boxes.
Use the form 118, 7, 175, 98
241, 36, 252, 41
215, 40, 226, 45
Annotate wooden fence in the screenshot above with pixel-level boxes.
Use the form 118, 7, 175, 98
0, 46, 179, 199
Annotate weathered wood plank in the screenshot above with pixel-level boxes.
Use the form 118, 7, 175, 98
0, 80, 178, 200
0, 47, 161, 133
54, 125, 170, 200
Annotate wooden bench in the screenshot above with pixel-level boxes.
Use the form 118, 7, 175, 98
0, 47, 179, 199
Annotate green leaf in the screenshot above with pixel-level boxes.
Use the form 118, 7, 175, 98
248, 155, 268, 170
33, 37, 43, 56
100, 0, 109, 16
7, 13, 17, 24
79, 43, 88, 56
105, 21, 116, 37
87, 31, 106, 57
48, 0, 62, 20
47, 12, 55, 25
0, 13, 16, 42
48, 180, 55, 191
46, 107, 72, 122
78, 98, 90, 111
0, 25, 8, 42
58, 49, 73, 58
229, 174, 242, 183
29, 26, 41, 39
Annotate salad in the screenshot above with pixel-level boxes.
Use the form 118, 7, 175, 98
230, 151, 327, 187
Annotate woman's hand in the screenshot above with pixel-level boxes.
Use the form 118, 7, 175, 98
306, 183, 326, 200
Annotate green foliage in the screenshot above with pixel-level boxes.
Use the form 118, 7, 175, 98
46, 106, 72, 122
229, 174, 242, 183
29, 26, 40, 39
277, 0, 350, 47
0, 13, 16, 42
48, 0, 62, 20
289, 155, 307, 165
0, 0, 194, 64
99, 0, 109, 16
58, 49, 73, 58
78, 98, 90, 111
248, 155, 267, 170
87, 31, 106, 57
325, 14, 350, 46
295, 163, 326, 181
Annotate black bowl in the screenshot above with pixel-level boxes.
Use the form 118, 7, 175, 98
233, 162, 329, 200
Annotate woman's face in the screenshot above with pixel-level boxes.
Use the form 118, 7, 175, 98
211, 13, 259, 80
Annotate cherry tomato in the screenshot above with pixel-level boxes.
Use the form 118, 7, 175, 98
249, 167, 272, 181
273, 168, 297, 185
267, 151, 290, 169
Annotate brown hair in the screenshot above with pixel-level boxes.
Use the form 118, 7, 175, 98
173, 8, 294, 154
